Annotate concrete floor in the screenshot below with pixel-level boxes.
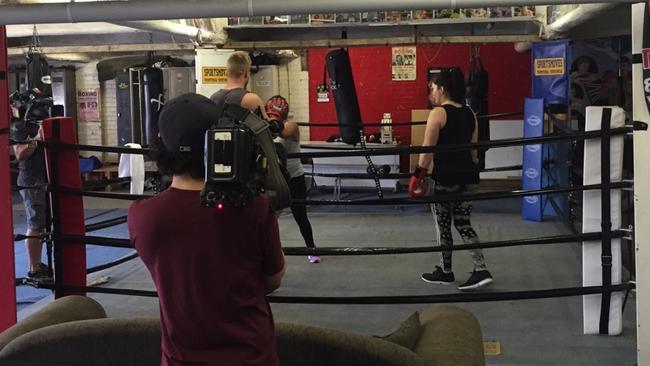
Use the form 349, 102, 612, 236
13, 192, 637, 366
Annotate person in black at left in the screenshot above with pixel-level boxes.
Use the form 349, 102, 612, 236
11, 89, 52, 281
409, 67, 493, 291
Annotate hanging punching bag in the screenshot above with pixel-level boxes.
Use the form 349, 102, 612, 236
26, 51, 52, 98
325, 49, 363, 145
466, 55, 489, 169
142, 67, 164, 146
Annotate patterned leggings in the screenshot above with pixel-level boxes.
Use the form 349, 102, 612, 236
432, 183, 486, 272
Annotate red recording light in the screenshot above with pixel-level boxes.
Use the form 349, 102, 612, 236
216, 203, 224, 211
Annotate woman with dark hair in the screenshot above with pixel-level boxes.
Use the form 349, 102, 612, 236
409, 67, 493, 291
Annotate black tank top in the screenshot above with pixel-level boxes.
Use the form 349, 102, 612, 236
209, 88, 248, 116
432, 104, 479, 185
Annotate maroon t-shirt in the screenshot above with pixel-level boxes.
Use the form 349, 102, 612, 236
128, 187, 284, 366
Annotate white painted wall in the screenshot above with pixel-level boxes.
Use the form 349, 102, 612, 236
286, 57, 310, 141
194, 48, 234, 97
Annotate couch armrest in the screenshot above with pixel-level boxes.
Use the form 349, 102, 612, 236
414, 305, 485, 366
276, 322, 428, 366
0, 295, 107, 352
0, 317, 161, 366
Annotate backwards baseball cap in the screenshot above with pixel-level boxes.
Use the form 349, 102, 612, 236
158, 93, 220, 154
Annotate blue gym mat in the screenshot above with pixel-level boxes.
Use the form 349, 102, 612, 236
13, 207, 132, 311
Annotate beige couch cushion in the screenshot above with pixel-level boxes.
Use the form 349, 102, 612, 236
415, 305, 485, 366
378, 312, 422, 350
0, 317, 161, 366
276, 322, 428, 366
0, 295, 106, 352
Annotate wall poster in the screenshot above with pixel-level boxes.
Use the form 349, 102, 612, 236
392, 46, 416, 81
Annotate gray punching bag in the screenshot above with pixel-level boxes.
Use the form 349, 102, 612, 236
325, 49, 363, 145
143, 67, 164, 145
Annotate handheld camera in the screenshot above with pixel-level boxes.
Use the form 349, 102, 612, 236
200, 104, 290, 210
9, 89, 53, 139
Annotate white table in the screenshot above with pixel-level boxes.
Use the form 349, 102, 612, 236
301, 141, 400, 198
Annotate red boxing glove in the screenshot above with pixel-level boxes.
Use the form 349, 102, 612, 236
408, 166, 428, 197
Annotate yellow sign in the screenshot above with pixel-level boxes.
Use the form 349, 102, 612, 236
534, 57, 565, 76
202, 66, 227, 84
483, 341, 501, 356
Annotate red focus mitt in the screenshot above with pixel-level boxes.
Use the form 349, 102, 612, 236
265, 95, 289, 122
408, 166, 428, 197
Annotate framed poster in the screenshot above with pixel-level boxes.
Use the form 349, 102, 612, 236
392, 46, 417, 81
77, 88, 100, 122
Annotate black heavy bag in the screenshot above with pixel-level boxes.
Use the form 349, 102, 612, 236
142, 67, 164, 145
325, 49, 363, 145
466, 56, 489, 169
26, 51, 52, 97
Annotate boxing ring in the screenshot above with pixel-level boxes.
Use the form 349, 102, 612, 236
1, 0, 650, 361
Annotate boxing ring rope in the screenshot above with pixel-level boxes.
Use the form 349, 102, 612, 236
60, 230, 624, 255
49, 180, 630, 206
305, 164, 523, 180
23, 117, 637, 309
86, 252, 139, 275
84, 216, 127, 232
295, 111, 524, 128
26, 283, 634, 305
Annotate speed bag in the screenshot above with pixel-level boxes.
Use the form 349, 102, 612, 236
325, 49, 363, 145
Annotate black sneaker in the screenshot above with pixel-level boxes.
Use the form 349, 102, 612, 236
458, 270, 493, 291
27, 263, 53, 282
421, 266, 455, 285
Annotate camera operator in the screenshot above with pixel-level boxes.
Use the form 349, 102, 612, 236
11, 89, 52, 281
128, 93, 285, 366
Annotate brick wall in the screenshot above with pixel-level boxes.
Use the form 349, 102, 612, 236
308, 43, 531, 144
276, 57, 310, 141
286, 58, 310, 141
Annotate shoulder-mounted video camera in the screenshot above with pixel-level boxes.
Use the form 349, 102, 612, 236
9, 89, 53, 139
200, 103, 290, 210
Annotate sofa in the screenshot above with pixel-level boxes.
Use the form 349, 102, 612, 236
0, 296, 485, 366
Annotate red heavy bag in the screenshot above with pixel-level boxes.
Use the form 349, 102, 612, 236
325, 49, 363, 145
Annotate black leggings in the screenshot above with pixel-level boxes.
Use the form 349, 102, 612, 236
289, 175, 315, 248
